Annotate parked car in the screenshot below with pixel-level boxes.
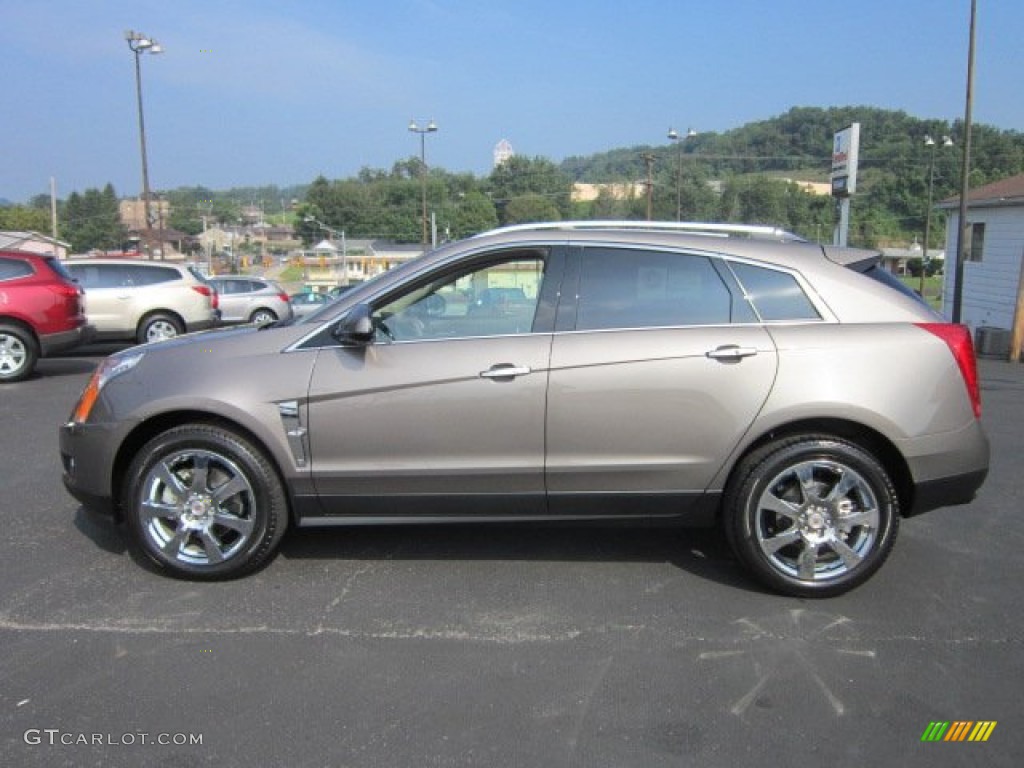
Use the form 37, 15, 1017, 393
60, 221, 989, 596
208, 276, 293, 325
0, 250, 91, 382
64, 259, 218, 343
288, 290, 332, 317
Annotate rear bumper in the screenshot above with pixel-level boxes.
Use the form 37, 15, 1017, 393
908, 467, 988, 517
39, 323, 95, 357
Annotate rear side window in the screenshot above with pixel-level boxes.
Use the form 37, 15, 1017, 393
44, 257, 75, 282
126, 265, 179, 285
576, 248, 734, 330
67, 264, 126, 288
0, 257, 33, 281
729, 262, 821, 321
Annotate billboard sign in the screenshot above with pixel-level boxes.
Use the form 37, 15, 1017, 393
831, 123, 861, 197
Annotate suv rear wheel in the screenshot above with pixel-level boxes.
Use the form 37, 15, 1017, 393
0, 323, 38, 382
249, 308, 277, 325
124, 424, 289, 579
138, 313, 183, 344
724, 435, 899, 597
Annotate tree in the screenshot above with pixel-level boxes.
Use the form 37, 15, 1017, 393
488, 156, 572, 225
447, 190, 498, 238
61, 184, 126, 253
504, 194, 562, 225
0, 205, 49, 232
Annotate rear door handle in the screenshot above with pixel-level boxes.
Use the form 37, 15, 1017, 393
706, 345, 758, 360
480, 364, 532, 379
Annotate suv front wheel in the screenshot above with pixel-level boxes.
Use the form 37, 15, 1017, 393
124, 424, 289, 579
724, 435, 899, 598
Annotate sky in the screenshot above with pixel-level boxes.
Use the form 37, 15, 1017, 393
1, 0, 1021, 205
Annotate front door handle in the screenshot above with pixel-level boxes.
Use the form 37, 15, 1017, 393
480, 364, 532, 380
706, 345, 758, 361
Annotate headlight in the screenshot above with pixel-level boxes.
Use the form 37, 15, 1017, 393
70, 351, 145, 424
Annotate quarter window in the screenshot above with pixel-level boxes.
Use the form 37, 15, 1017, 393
729, 262, 820, 321
575, 248, 733, 330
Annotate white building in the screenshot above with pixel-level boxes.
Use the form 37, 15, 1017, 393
939, 173, 1024, 334
493, 139, 514, 168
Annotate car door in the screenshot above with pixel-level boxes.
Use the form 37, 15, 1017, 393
304, 247, 561, 519
545, 245, 777, 517
65, 263, 130, 334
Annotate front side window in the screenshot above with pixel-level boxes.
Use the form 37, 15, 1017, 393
373, 251, 546, 342
575, 248, 733, 330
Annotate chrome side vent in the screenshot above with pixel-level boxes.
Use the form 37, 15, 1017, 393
278, 400, 308, 467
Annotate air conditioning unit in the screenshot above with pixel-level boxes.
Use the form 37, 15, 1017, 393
975, 326, 1011, 358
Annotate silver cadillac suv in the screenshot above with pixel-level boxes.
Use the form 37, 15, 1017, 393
59, 222, 989, 596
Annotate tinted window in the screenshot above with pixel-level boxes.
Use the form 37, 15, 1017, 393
576, 248, 732, 330
44, 257, 75, 282
126, 265, 179, 285
729, 262, 820, 321
67, 264, 126, 289
0, 257, 33, 281
858, 263, 931, 308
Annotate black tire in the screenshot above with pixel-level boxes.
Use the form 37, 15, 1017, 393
723, 435, 899, 598
0, 323, 39, 383
249, 308, 277, 325
137, 313, 184, 344
124, 424, 289, 580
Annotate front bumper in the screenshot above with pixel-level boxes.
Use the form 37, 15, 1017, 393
59, 419, 130, 520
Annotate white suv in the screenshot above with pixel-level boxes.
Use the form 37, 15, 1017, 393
65, 259, 219, 343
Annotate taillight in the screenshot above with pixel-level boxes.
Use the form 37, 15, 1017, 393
192, 285, 219, 309
916, 323, 982, 419
277, 291, 290, 303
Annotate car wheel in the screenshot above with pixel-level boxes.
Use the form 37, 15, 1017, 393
723, 435, 899, 598
0, 324, 38, 383
124, 424, 289, 580
138, 313, 183, 344
249, 308, 277, 325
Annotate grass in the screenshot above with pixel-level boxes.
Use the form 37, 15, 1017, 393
900, 274, 944, 311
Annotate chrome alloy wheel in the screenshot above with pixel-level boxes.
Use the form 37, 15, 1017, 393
138, 449, 256, 567
753, 459, 880, 582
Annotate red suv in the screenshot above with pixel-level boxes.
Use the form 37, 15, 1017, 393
0, 250, 91, 382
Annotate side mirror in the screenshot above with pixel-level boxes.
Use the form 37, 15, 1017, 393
332, 303, 375, 345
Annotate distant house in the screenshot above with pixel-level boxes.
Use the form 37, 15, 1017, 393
938, 173, 1024, 332
0, 230, 71, 258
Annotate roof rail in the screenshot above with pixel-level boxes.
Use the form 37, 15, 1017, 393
474, 220, 805, 242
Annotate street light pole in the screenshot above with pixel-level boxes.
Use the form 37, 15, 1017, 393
922, 135, 954, 298
125, 30, 162, 259
408, 120, 438, 246
667, 127, 696, 221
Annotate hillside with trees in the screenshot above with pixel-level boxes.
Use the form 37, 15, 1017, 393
10, 106, 1021, 252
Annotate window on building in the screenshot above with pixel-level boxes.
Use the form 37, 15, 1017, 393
965, 222, 986, 263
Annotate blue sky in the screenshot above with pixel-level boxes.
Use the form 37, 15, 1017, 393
1, 0, 1020, 204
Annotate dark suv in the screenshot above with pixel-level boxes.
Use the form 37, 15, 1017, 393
60, 222, 989, 596
0, 250, 90, 382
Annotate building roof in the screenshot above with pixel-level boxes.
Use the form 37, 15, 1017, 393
938, 173, 1024, 210
0, 230, 71, 250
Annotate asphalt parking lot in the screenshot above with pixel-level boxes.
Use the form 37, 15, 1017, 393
1, 349, 1022, 767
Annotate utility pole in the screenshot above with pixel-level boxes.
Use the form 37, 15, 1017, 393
952, 0, 977, 324
641, 153, 655, 221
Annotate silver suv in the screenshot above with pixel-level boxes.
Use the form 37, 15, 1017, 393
60, 222, 989, 596
65, 259, 219, 343
208, 276, 294, 325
